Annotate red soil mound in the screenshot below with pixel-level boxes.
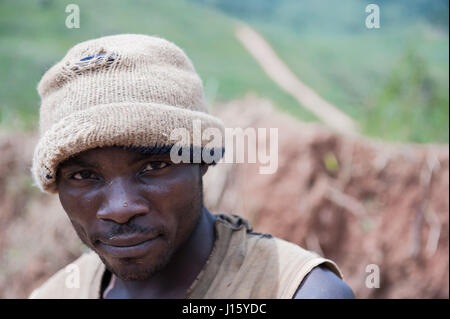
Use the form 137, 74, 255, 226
0, 96, 448, 298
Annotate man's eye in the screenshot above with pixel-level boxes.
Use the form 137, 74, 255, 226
71, 170, 96, 180
142, 161, 169, 172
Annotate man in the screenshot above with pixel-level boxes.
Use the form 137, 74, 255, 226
29, 34, 354, 299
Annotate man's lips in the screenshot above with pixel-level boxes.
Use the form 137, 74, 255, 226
96, 234, 162, 258
100, 234, 160, 247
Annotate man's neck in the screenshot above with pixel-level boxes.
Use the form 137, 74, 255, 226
104, 207, 216, 299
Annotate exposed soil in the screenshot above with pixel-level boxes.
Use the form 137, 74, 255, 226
0, 96, 448, 298
204, 95, 449, 298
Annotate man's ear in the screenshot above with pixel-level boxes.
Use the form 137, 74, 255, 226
199, 163, 209, 177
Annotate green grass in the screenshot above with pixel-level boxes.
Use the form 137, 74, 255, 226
195, 0, 449, 143
0, 0, 448, 143
0, 0, 316, 132
254, 22, 449, 143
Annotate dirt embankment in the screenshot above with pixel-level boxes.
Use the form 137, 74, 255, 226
204, 96, 449, 298
0, 96, 448, 298
0, 133, 84, 298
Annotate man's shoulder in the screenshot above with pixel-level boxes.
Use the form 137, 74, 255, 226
28, 250, 103, 299
216, 213, 344, 272
258, 236, 353, 298
293, 265, 355, 299
212, 213, 349, 298
247, 231, 344, 277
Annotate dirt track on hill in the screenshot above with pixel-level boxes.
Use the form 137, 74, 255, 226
235, 25, 357, 135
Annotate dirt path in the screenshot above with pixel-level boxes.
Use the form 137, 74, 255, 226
235, 25, 358, 135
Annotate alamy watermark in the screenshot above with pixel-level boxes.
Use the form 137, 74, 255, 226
65, 4, 80, 29
169, 120, 279, 175
67, 4, 381, 30
365, 4, 380, 29
365, 264, 380, 288
65, 263, 80, 289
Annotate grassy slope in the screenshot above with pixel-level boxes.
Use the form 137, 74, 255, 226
258, 24, 449, 143
0, 0, 448, 143
231, 0, 449, 143
0, 0, 316, 132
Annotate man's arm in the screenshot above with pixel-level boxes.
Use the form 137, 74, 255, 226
293, 265, 355, 299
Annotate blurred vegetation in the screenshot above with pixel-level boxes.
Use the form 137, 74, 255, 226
0, 0, 315, 133
0, 0, 448, 143
195, 0, 449, 143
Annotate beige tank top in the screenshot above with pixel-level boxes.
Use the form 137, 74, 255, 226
29, 214, 343, 299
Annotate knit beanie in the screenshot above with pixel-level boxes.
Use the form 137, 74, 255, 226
31, 34, 225, 194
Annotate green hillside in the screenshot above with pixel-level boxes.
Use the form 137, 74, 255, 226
260, 24, 449, 143
0, 0, 317, 132
0, 0, 448, 143
195, 0, 449, 143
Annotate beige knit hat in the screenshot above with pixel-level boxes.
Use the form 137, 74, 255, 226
31, 34, 225, 194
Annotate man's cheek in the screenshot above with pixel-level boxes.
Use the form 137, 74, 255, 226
143, 179, 193, 210
60, 194, 96, 242
62, 200, 94, 227
60, 184, 101, 215
70, 218, 92, 248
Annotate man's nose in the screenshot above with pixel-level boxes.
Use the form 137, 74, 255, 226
96, 178, 148, 224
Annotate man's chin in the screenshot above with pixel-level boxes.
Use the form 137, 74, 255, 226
111, 264, 158, 281
98, 252, 173, 281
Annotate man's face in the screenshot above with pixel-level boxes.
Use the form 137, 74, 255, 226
56, 146, 206, 281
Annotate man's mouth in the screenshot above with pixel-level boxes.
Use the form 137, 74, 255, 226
96, 234, 162, 258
